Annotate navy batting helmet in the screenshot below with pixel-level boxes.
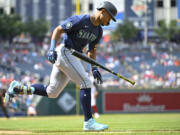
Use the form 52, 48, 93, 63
97, 1, 117, 22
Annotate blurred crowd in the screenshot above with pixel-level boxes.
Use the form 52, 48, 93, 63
97, 41, 180, 89
0, 40, 49, 117
1, 40, 180, 91
0, 39, 180, 116
0, 70, 41, 117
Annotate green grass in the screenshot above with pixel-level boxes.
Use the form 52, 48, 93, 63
0, 113, 180, 135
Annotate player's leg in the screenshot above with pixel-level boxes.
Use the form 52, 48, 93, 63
5, 63, 69, 102
92, 106, 100, 118
91, 95, 100, 118
46, 65, 70, 98
0, 97, 9, 118
60, 47, 92, 120
60, 47, 107, 131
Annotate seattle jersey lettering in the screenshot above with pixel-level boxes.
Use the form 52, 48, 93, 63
77, 29, 97, 42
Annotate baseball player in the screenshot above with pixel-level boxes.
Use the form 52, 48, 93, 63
0, 89, 10, 118
91, 80, 100, 118
5, 1, 117, 131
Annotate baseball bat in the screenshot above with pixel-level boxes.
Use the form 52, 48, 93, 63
70, 49, 135, 85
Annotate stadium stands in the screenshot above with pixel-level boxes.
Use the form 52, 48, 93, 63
1, 41, 180, 116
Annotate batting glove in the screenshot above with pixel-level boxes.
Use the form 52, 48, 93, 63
92, 66, 103, 84
47, 50, 57, 64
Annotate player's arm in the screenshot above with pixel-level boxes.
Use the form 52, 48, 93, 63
48, 26, 65, 64
87, 27, 102, 60
88, 45, 103, 84
50, 26, 65, 50
87, 44, 97, 60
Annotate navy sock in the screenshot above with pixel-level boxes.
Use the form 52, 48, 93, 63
31, 84, 48, 96
80, 88, 92, 121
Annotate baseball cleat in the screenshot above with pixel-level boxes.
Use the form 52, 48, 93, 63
83, 118, 108, 131
4, 80, 20, 103
9, 80, 22, 94
4, 92, 15, 103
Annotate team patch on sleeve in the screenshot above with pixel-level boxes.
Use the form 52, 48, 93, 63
66, 22, 73, 29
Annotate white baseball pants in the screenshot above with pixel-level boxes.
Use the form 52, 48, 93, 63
47, 44, 92, 98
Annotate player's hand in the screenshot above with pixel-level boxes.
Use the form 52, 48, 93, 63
92, 66, 103, 84
47, 50, 57, 64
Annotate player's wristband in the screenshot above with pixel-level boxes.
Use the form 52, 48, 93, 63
50, 39, 56, 50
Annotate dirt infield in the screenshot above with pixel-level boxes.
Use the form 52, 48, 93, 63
0, 130, 32, 134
